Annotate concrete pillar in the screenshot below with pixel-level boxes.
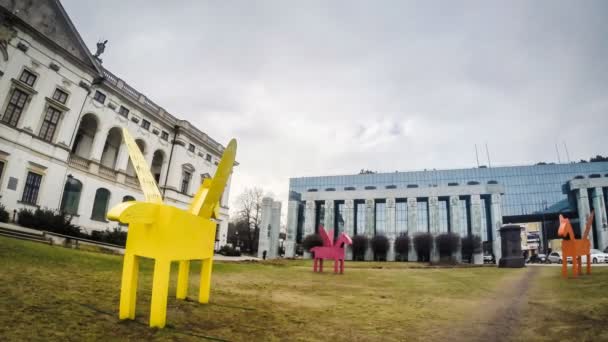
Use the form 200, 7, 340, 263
365, 199, 375, 260
303, 200, 315, 259
592, 187, 608, 251
407, 197, 417, 261
490, 193, 503, 264
344, 199, 355, 260
386, 198, 396, 261
470, 194, 483, 264
89, 128, 107, 162
576, 188, 593, 248
449, 196, 462, 262
428, 196, 440, 262
269, 201, 281, 258
257, 197, 273, 259
324, 200, 334, 232
285, 200, 298, 258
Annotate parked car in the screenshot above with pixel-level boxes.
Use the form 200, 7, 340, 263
548, 250, 608, 264
547, 251, 562, 264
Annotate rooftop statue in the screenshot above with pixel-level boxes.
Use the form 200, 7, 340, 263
107, 128, 236, 328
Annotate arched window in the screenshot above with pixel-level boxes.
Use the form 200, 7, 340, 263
122, 195, 135, 202
91, 188, 111, 221
59, 176, 82, 215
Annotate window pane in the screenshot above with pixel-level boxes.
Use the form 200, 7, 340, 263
91, 188, 110, 221
22, 172, 42, 204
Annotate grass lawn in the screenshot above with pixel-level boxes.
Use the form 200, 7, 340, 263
0, 236, 606, 341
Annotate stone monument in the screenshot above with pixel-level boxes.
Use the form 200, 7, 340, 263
258, 197, 282, 259
498, 225, 525, 268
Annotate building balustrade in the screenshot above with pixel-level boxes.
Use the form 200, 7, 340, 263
125, 175, 140, 188
68, 154, 90, 171
98, 165, 118, 181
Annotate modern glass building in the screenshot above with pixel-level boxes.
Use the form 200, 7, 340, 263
283, 162, 608, 262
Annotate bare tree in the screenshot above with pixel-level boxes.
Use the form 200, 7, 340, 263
234, 187, 264, 253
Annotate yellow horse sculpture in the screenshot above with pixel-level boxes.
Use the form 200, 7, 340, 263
107, 128, 236, 328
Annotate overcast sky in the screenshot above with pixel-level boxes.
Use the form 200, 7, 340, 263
62, 0, 608, 213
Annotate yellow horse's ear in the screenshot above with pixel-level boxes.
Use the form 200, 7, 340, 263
189, 139, 236, 218
122, 127, 163, 204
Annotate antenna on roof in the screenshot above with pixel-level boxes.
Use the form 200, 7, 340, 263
475, 144, 480, 167
485, 143, 492, 168
555, 143, 562, 163
563, 141, 571, 163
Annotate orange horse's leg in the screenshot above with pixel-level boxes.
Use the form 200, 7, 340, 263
572, 255, 578, 278
587, 253, 591, 275
561, 252, 568, 278
578, 256, 582, 275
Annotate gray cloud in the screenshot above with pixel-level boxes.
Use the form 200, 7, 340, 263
62, 0, 608, 213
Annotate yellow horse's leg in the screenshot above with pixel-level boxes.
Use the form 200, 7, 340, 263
199, 258, 213, 304
176, 260, 190, 299
149, 259, 171, 328
119, 253, 139, 320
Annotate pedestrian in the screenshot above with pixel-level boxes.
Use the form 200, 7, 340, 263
262, 250, 267, 260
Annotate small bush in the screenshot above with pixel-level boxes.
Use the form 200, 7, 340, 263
435, 233, 461, 260
394, 233, 410, 261
0, 204, 10, 223
352, 235, 369, 261
461, 235, 482, 263
17, 208, 36, 228
302, 234, 324, 251
413, 232, 433, 262
90, 227, 127, 246
371, 235, 389, 261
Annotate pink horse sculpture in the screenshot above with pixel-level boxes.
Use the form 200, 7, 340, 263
310, 226, 352, 274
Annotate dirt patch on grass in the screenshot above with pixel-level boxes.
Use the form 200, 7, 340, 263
434, 267, 538, 342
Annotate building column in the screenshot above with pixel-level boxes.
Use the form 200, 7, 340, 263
324, 200, 335, 233
449, 196, 462, 261
469, 194, 483, 264
407, 197, 417, 261
365, 199, 375, 261
576, 188, 593, 248
257, 197, 273, 259
428, 196, 440, 263
490, 193, 503, 264
285, 200, 298, 258
344, 199, 355, 260
386, 198, 396, 261
303, 200, 315, 259
89, 128, 107, 163
592, 187, 608, 251
269, 201, 281, 259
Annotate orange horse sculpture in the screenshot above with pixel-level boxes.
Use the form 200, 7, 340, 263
311, 226, 352, 274
557, 212, 594, 278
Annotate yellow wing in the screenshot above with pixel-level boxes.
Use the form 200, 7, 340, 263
189, 139, 237, 218
122, 127, 163, 204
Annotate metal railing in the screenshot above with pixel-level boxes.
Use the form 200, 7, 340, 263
98, 165, 117, 180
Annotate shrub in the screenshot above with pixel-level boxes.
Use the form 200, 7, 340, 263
0, 204, 10, 223
90, 227, 127, 246
371, 235, 389, 261
461, 235, 482, 263
394, 233, 410, 261
302, 234, 324, 251
352, 235, 369, 261
413, 232, 433, 262
17, 208, 36, 228
435, 233, 461, 260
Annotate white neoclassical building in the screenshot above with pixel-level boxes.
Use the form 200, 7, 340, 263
0, 0, 234, 246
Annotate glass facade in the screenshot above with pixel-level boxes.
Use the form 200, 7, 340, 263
355, 201, 366, 235
375, 201, 386, 235
289, 162, 608, 217
396, 200, 408, 234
